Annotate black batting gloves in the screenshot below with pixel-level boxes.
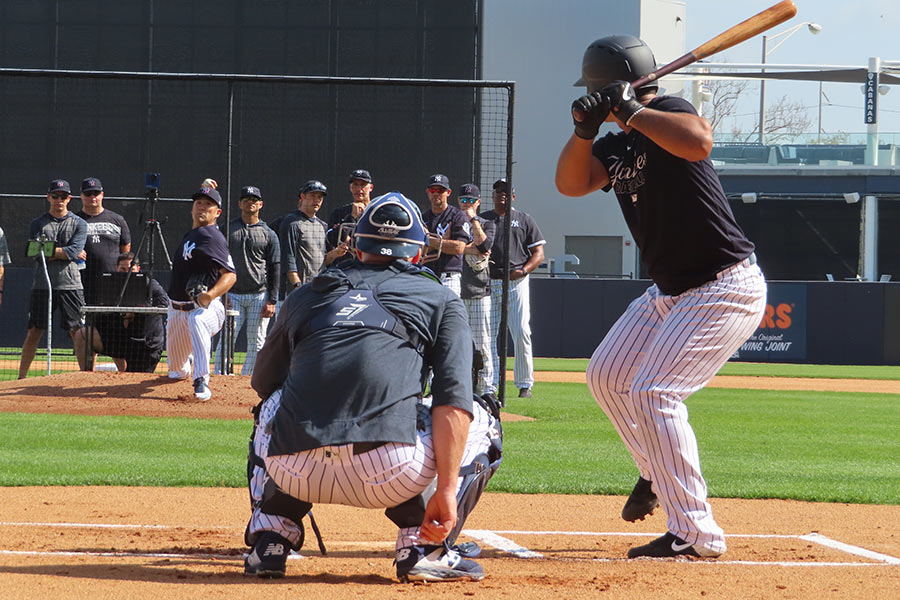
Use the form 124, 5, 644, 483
571, 91, 610, 140
601, 80, 645, 127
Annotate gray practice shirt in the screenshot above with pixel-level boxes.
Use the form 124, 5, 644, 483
29, 212, 87, 290
223, 217, 281, 303
280, 210, 327, 287
251, 260, 473, 456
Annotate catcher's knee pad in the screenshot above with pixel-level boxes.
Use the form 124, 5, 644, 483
384, 494, 427, 529
253, 478, 312, 550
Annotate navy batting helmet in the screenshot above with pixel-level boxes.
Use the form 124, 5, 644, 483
574, 35, 658, 94
354, 192, 426, 259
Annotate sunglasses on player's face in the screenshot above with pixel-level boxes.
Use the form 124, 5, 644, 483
50, 192, 69, 200
459, 196, 479, 203
82, 190, 101, 197
427, 186, 448, 194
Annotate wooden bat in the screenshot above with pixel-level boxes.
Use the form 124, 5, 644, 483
631, 0, 798, 89
573, 1, 798, 121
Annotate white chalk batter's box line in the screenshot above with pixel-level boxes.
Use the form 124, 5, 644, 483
0, 522, 898, 567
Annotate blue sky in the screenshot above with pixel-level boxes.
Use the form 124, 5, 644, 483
683, 0, 899, 139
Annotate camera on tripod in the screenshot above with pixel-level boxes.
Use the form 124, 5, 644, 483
145, 172, 161, 191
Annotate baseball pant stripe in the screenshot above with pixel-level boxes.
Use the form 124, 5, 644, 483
215, 291, 271, 375
166, 298, 225, 381
586, 261, 765, 554
489, 277, 534, 391
247, 393, 497, 551
440, 272, 462, 296
463, 295, 493, 395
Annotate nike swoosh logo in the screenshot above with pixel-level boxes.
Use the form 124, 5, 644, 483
671, 540, 693, 552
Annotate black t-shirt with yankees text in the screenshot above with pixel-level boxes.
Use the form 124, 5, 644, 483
75, 209, 132, 274
422, 204, 472, 277
168, 224, 236, 302
592, 95, 755, 296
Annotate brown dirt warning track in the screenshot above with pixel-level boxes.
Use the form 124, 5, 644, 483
0, 371, 898, 599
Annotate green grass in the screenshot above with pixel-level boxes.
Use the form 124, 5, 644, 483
2, 381, 899, 504
525, 358, 900, 380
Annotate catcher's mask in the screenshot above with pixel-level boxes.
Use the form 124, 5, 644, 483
574, 35, 658, 94
353, 192, 435, 263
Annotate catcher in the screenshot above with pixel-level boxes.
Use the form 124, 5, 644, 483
166, 183, 236, 400
243, 192, 502, 581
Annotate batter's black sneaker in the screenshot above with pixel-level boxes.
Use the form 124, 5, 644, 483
395, 544, 485, 582
244, 531, 290, 578
627, 532, 722, 559
621, 476, 659, 522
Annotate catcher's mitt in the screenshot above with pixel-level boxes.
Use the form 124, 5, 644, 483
185, 273, 214, 302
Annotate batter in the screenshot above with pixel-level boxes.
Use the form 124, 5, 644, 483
555, 35, 767, 558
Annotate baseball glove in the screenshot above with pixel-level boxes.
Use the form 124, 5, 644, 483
185, 273, 215, 302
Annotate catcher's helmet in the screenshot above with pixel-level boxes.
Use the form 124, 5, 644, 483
574, 35, 658, 94
354, 192, 426, 259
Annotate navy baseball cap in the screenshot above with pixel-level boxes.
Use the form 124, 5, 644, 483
48, 179, 71, 194
349, 169, 372, 183
81, 177, 103, 192
300, 180, 328, 196
192, 186, 223, 207
427, 174, 450, 190
240, 185, 262, 199
493, 178, 515, 193
458, 183, 481, 199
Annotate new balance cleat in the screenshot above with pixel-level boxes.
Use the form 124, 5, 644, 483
193, 377, 211, 401
395, 544, 485, 582
244, 531, 290, 578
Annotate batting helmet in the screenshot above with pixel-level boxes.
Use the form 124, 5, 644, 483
354, 192, 426, 259
574, 35, 658, 94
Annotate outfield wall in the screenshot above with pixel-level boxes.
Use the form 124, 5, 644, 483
2, 269, 898, 366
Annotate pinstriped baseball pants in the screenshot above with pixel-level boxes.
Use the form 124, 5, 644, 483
586, 259, 766, 555
166, 297, 225, 382
247, 391, 498, 551
214, 291, 271, 375
463, 295, 494, 395
489, 276, 533, 391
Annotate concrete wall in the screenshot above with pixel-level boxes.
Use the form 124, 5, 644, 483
482, 0, 686, 278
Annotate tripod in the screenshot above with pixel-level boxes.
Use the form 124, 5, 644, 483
115, 186, 171, 306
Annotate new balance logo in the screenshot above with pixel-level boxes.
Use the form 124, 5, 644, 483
263, 542, 285, 557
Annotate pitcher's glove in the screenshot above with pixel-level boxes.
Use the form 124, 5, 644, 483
185, 273, 213, 302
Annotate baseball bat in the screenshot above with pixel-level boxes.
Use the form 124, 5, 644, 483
631, 0, 797, 89
573, 0, 798, 120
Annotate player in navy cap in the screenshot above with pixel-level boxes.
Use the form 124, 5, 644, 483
165, 179, 236, 400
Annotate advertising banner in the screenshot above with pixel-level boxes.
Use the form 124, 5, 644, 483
732, 283, 806, 361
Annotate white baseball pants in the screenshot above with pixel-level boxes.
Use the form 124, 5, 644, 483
440, 271, 461, 296
247, 392, 498, 551
463, 295, 494, 395
489, 276, 533, 391
166, 297, 225, 382
586, 258, 766, 555
214, 291, 271, 375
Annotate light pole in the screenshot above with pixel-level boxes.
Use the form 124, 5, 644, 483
758, 21, 822, 144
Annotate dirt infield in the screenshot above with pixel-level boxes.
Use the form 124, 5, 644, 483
1, 372, 898, 598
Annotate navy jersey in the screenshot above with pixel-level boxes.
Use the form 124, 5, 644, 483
168, 225, 236, 302
422, 205, 472, 277
461, 215, 496, 300
592, 95, 754, 296
482, 207, 545, 280
252, 260, 473, 455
